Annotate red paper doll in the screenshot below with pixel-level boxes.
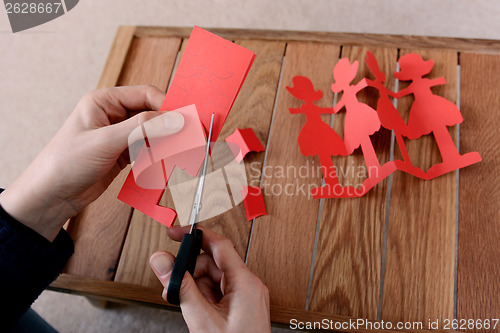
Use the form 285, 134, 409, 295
287, 76, 348, 195
394, 53, 481, 178
331, 58, 397, 187
363, 51, 425, 178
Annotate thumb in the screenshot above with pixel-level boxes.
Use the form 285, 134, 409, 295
150, 252, 218, 316
102, 111, 185, 153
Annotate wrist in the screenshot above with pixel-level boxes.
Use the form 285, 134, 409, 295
0, 166, 74, 242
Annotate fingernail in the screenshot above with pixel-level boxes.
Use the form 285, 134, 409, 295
163, 112, 184, 131
150, 253, 173, 277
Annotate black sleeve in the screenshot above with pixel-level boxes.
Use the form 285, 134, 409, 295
0, 189, 74, 329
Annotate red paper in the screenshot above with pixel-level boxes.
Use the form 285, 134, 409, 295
161, 26, 256, 143
225, 128, 265, 163
118, 27, 255, 226
241, 186, 267, 221
117, 172, 177, 227
287, 52, 481, 199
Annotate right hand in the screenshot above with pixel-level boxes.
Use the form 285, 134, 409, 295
149, 226, 271, 333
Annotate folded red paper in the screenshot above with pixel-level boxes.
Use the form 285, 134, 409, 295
241, 186, 267, 221
225, 128, 265, 163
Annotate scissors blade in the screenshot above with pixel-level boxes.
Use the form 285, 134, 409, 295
188, 113, 215, 231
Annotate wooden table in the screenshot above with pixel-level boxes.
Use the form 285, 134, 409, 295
50, 26, 500, 332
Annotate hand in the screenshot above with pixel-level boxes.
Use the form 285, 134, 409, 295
0, 85, 184, 241
150, 226, 271, 333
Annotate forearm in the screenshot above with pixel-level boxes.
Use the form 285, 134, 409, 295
0, 148, 76, 242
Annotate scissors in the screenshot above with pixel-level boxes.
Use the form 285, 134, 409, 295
167, 112, 215, 306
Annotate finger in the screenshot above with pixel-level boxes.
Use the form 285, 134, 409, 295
87, 85, 166, 124
149, 252, 220, 318
158, 236, 223, 284
193, 253, 223, 283
195, 276, 219, 304
150, 252, 219, 303
167, 226, 249, 279
127, 111, 185, 145
149, 251, 176, 284
99, 111, 184, 155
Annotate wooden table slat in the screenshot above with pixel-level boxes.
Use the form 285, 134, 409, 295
458, 53, 500, 331
52, 274, 461, 333
114, 38, 189, 287
309, 46, 397, 319
381, 49, 458, 322
97, 26, 136, 89
134, 26, 500, 54
246, 42, 341, 309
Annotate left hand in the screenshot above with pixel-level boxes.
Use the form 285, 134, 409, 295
0, 85, 184, 241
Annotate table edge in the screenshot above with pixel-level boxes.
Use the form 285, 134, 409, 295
130, 25, 500, 54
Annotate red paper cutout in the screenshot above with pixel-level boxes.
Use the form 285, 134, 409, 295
118, 27, 255, 227
286, 77, 351, 197
241, 186, 267, 221
225, 128, 265, 163
390, 53, 481, 178
288, 51, 481, 199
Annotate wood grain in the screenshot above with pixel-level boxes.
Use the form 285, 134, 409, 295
246, 42, 341, 309
51, 273, 460, 333
135, 26, 500, 54
113, 39, 188, 287
381, 49, 458, 322
309, 46, 396, 319
64, 36, 181, 280
114, 40, 285, 287
97, 26, 135, 89
458, 53, 500, 330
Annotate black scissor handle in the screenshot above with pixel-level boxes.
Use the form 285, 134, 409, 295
167, 228, 203, 306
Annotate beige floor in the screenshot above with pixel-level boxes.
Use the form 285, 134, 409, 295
1, 0, 500, 332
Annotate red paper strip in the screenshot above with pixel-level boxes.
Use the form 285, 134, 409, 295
118, 26, 256, 226
241, 186, 267, 221
225, 128, 265, 163
161, 26, 256, 143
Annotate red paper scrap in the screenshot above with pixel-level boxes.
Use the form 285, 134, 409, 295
225, 128, 265, 163
118, 26, 256, 227
241, 186, 267, 221
287, 51, 481, 199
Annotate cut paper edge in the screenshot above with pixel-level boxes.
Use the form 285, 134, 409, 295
117, 172, 177, 228
225, 128, 265, 163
